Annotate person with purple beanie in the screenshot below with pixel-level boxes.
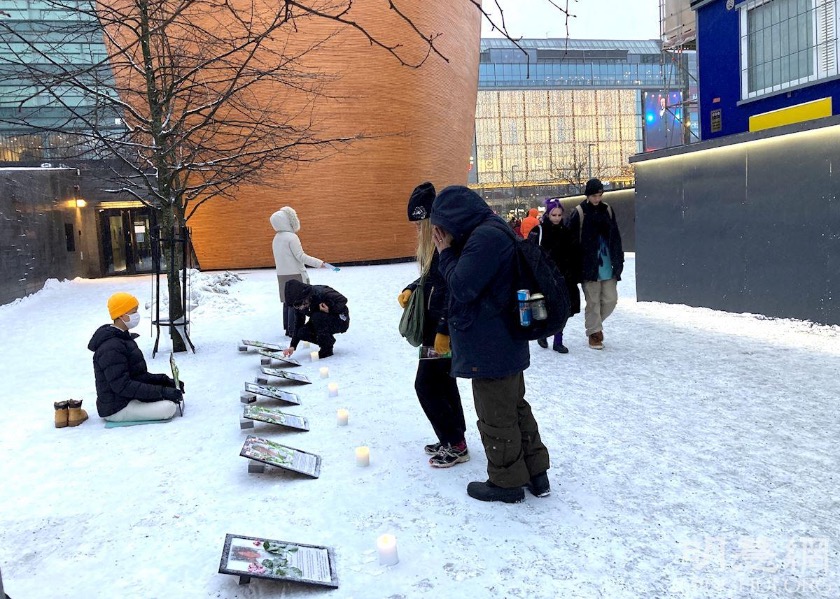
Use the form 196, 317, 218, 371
526, 197, 581, 353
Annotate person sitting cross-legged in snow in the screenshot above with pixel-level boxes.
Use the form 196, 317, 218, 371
282, 280, 349, 359
88, 292, 184, 423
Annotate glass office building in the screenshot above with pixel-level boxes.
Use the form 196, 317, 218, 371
471, 38, 697, 192
0, 0, 120, 162
0, 1, 150, 277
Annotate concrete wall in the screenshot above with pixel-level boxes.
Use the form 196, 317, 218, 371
0, 167, 100, 305
632, 117, 840, 325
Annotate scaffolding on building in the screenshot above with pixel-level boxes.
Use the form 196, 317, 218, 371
660, 0, 701, 143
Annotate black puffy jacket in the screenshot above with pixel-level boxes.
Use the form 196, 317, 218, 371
284, 280, 350, 346
528, 219, 582, 316
285, 280, 348, 315
88, 324, 175, 417
527, 218, 578, 283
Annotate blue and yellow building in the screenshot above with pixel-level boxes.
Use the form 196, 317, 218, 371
693, 0, 839, 138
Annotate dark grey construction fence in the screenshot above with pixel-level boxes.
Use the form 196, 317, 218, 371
632, 118, 840, 326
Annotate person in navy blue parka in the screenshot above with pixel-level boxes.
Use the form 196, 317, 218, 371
431, 186, 551, 504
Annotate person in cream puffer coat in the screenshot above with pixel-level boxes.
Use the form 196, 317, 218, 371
270, 206, 325, 337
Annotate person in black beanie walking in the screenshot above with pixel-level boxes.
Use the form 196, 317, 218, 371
398, 182, 468, 468
568, 178, 624, 350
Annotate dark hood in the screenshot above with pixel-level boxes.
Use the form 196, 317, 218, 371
285, 279, 314, 306
88, 324, 136, 351
430, 186, 495, 243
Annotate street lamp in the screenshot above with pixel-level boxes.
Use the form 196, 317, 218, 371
510, 164, 519, 216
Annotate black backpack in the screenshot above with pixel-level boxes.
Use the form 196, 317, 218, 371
488, 220, 571, 341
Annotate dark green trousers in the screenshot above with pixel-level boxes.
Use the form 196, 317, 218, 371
472, 372, 550, 488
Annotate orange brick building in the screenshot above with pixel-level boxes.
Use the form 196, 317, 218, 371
187, 3, 481, 269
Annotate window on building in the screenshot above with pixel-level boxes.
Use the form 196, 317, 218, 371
65, 223, 76, 252
740, 0, 837, 99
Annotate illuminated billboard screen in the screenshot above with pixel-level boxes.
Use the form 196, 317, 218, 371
644, 91, 684, 151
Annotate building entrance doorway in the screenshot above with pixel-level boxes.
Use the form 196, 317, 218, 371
99, 208, 153, 275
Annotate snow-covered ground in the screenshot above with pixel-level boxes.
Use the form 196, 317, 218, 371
1, 257, 838, 599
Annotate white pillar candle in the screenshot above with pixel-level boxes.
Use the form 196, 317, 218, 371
336, 408, 349, 426
355, 446, 370, 467
328, 382, 339, 397
377, 534, 399, 566
319, 366, 329, 378
310, 351, 319, 362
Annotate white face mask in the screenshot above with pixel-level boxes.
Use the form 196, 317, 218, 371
124, 312, 141, 329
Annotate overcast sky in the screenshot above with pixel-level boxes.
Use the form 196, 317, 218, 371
481, 0, 661, 41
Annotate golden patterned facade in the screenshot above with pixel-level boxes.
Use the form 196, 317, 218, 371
474, 89, 641, 186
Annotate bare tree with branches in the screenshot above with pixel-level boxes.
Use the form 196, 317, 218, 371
550, 144, 591, 195
0, 0, 571, 350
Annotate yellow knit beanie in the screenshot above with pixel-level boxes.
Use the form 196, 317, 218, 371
107, 292, 139, 320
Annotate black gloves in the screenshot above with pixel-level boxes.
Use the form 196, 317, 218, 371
167, 377, 185, 393
161, 387, 183, 402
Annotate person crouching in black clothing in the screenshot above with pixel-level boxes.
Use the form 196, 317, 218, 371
282, 279, 349, 359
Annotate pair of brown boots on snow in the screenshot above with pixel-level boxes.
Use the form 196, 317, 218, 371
54, 399, 89, 428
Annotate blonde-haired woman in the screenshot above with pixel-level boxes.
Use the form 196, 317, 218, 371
270, 206, 326, 337
398, 183, 468, 468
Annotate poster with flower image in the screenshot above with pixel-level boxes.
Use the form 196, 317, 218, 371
257, 348, 302, 367
219, 534, 339, 588
169, 353, 180, 389
244, 382, 301, 405
240, 435, 321, 478
242, 406, 309, 431
259, 366, 311, 384
241, 339, 283, 351
169, 353, 184, 416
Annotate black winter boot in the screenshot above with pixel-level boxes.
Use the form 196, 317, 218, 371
552, 333, 568, 354
526, 471, 551, 497
318, 346, 334, 359
467, 480, 525, 503
537, 338, 548, 349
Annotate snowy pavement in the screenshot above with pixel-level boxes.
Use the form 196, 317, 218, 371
0, 256, 838, 598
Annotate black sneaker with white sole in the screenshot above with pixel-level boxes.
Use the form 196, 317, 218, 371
429, 443, 470, 468
424, 442, 442, 456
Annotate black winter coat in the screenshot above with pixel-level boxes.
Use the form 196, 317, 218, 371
567, 200, 624, 283
403, 250, 450, 347
431, 186, 529, 379
284, 280, 350, 344
527, 219, 578, 282
88, 324, 176, 417
527, 219, 581, 316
